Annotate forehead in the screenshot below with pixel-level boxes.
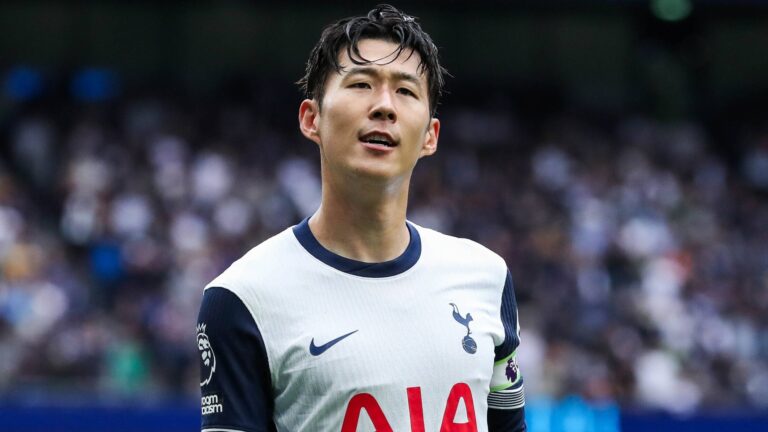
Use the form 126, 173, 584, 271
336, 39, 426, 82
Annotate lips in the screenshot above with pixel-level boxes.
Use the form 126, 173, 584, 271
359, 131, 399, 147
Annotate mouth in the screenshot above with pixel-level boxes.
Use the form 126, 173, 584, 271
359, 131, 398, 149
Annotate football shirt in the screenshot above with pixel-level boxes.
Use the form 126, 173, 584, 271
197, 218, 525, 431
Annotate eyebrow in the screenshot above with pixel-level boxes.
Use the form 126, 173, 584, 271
344, 66, 422, 87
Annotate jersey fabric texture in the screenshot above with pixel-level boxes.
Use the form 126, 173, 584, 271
197, 218, 526, 432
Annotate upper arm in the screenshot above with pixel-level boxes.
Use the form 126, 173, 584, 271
488, 270, 527, 431
197, 286, 276, 432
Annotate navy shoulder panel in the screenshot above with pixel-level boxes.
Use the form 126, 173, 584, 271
495, 270, 521, 361
197, 287, 276, 432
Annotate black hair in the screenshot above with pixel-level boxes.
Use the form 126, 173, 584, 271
297, 4, 447, 116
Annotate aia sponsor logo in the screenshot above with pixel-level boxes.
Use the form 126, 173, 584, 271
342, 383, 478, 432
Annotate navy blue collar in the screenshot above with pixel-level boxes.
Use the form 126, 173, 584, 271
292, 217, 421, 278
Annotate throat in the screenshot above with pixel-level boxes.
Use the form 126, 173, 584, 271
309, 208, 410, 263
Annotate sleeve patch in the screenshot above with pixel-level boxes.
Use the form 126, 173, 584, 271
197, 287, 276, 431
197, 323, 217, 388
490, 351, 523, 392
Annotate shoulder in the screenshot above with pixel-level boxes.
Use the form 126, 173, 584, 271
413, 222, 506, 266
411, 222, 507, 279
205, 226, 299, 295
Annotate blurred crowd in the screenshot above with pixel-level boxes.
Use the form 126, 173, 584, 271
1, 90, 767, 412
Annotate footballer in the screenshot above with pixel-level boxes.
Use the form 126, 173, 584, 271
197, 4, 526, 431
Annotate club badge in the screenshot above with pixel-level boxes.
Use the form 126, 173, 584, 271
450, 303, 477, 354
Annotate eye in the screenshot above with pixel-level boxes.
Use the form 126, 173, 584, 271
397, 87, 417, 98
349, 82, 371, 89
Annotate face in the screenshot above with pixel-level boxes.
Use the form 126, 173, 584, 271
299, 39, 439, 184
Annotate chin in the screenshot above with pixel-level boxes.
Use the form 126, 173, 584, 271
351, 167, 397, 181
348, 162, 405, 183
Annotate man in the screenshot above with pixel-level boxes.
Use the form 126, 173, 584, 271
197, 5, 526, 431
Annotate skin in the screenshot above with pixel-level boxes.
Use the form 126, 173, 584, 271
299, 38, 440, 263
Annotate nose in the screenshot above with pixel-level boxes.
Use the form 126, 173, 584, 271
369, 88, 397, 122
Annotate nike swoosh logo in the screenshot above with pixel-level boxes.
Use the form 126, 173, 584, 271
309, 330, 358, 356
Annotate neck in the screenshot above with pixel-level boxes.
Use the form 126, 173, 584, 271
309, 170, 411, 263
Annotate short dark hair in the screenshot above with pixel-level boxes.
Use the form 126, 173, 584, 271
297, 4, 447, 116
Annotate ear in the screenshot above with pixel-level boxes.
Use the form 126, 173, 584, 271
299, 99, 321, 145
419, 117, 440, 158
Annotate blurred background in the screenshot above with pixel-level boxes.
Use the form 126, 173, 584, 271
1, 1, 767, 431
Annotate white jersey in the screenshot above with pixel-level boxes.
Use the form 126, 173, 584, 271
197, 218, 525, 432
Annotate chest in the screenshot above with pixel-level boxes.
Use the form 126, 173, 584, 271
256, 274, 503, 429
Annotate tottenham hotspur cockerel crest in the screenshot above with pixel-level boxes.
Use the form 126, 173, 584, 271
197, 323, 216, 387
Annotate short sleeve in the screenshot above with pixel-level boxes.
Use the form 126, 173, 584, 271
197, 286, 276, 432
487, 270, 526, 431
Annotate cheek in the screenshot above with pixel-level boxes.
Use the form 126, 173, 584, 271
322, 105, 359, 138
